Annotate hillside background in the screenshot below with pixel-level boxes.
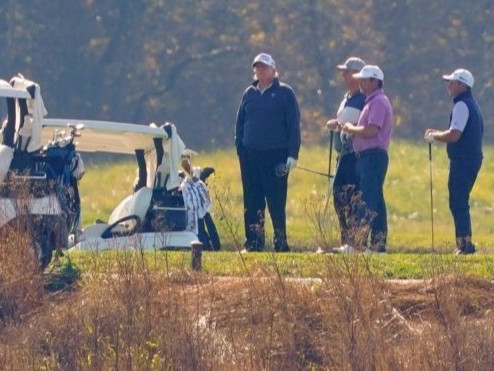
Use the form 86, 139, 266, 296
1, 0, 492, 150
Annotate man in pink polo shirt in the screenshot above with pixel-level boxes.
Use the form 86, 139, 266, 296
336, 65, 394, 253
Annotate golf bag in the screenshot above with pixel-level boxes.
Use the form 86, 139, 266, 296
180, 166, 221, 251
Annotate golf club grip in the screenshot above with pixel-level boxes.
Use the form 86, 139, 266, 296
428, 142, 434, 250
328, 130, 334, 177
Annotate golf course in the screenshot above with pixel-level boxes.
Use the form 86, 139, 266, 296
2, 0, 494, 368
79, 140, 494, 254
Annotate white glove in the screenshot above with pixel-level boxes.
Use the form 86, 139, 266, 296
286, 157, 297, 171
424, 133, 435, 143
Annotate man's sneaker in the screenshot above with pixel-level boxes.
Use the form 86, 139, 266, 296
456, 244, 476, 255
276, 246, 290, 253
332, 244, 357, 254
376, 246, 387, 254
364, 246, 387, 254
465, 243, 476, 254
240, 247, 259, 254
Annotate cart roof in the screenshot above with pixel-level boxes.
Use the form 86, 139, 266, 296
0, 79, 32, 99
41, 119, 170, 154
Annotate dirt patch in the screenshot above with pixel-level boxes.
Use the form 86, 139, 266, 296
387, 276, 494, 322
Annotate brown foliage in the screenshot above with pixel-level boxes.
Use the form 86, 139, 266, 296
1, 1, 492, 150
0, 244, 494, 369
0, 224, 44, 327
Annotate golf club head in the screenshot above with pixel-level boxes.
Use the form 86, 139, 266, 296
199, 167, 215, 182
275, 162, 288, 177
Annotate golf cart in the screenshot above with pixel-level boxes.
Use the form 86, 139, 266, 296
0, 75, 82, 268
40, 119, 199, 252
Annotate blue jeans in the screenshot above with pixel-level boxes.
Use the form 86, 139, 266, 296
448, 158, 482, 239
355, 149, 389, 250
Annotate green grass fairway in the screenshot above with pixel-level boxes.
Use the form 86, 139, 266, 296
79, 140, 494, 253
66, 250, 494, 279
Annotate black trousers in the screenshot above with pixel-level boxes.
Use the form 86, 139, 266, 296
332, 153, 359, 245
448, 158, 482, 239
239, 148, 289, 251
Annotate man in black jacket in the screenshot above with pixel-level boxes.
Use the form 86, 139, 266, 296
235, 53, 301, 252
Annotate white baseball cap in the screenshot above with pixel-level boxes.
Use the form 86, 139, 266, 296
442, 68, 474, 88
252, 53, 275, 68
337, 57, 366, 71
352, 65, 384, 81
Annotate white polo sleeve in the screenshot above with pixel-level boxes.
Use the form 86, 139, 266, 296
450, 101, 469, 132
337, 106, 362, 125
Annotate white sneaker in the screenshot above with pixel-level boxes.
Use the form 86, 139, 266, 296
332, 244, 357, 254
364, 248, 387, 254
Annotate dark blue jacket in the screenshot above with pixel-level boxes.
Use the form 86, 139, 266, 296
235, 78, 301, 159
447, 90, 483, 161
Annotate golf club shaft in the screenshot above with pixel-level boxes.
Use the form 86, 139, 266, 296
322, 130, 335, 219
296, 166, 333, 178
328, 130, 334, 178
429, 142, 435, 251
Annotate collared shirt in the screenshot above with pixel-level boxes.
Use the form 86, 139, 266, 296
256, 82, 273, 94
353, 89, 394, 153
449, 101, 469, 132
335, 91, 365, 156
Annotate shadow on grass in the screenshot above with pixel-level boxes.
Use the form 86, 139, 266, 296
44, 256, 81, 292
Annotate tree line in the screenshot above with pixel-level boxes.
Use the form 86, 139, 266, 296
1, 0, 492, 150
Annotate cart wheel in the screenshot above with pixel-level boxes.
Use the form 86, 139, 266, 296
33, 233, 53, 269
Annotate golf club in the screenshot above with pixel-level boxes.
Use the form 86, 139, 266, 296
428, 141, 435, 251
322, 130, 335, 217
275, 163, 334, 178
296, 166, 333, 178
328, 130, 334, 185
275, 130, 336, 179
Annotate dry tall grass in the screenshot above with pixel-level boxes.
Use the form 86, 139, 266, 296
1, 188, 494, 369
0, 241, 493, 369
0, 223, 44, 327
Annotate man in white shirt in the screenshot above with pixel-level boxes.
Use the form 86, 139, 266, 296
425, 68, 483, 254
326, 57, 366, 251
